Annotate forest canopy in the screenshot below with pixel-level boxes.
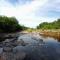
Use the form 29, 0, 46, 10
37, 19, 60, 29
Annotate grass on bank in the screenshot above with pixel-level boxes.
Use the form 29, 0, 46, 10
26, 29, 60, 40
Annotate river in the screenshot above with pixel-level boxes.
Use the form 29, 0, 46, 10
0, 33, 60, 60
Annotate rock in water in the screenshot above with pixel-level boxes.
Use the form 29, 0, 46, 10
3, 47, 13, 52
0, 48, 3, 54
14, 52, 26, 60
39, 39, 43, 42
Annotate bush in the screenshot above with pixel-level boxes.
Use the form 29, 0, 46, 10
0, 16, 26, 33
37, 19, 60, 29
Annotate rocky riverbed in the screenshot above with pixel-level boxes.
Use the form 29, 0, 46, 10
0, 33, 60, 60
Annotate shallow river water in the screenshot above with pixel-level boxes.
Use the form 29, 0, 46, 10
14, 33, 60, 60
0, 33, 60, 60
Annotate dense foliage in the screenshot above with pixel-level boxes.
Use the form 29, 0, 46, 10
0, 16, 27, 33
37, 19, 60, 29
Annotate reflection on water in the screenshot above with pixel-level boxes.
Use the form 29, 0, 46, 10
40, 34, 60, 42
39, 35, 58, 43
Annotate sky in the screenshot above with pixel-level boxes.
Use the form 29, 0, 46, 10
0, 0, 60, 28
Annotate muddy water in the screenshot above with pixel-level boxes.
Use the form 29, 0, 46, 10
0, 33, 60, 60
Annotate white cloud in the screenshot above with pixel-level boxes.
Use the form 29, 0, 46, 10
39, 0, 60, 12
0, 0, 59, 28
0, 0, 47, 16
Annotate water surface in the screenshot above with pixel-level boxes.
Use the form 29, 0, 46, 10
0, 33, 60, 60
13, 33, 60, 60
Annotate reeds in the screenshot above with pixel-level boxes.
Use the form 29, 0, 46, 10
39, 29, 60, 41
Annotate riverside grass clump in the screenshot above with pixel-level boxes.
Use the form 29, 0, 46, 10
39, 29, 60, 41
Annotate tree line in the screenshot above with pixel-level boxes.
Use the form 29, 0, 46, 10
37, 19, 60, 29
0, 16, 27, 33
0, 15, 60, 33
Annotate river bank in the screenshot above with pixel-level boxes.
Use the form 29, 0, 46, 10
39, 29, 60, 41
28, 29, 60, 41
0, 32, 21, 42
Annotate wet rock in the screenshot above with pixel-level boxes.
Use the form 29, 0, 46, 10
3, 39, 10, 43
0, 48, 3, 54
17, 39, 27, 46
2, 42, 12, 47
10, 38, 17, 42
32, 37, 37, 40
1, 51, 14, 60
39, 39, 43, 42
3, 47, 13, 52
0, 42, 3, 47
11, 43, 18, 47
14, 52, 26, 60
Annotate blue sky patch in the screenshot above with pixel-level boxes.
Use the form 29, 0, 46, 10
7, 0, 33, 5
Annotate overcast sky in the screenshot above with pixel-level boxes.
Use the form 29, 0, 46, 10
0, 0, 60, 28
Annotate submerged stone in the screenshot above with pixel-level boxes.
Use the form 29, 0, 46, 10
3, 47, 13, 52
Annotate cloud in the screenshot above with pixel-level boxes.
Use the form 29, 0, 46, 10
0, 0, 47, 16
0, 0, 60, 28
36, 0, 60, 18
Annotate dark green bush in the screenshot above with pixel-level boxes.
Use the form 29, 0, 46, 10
0, 16, 27, 33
